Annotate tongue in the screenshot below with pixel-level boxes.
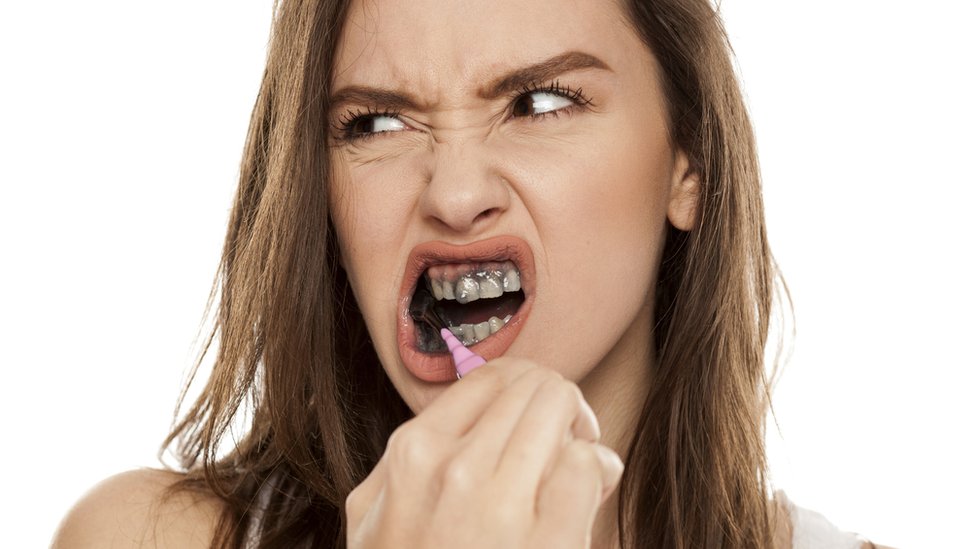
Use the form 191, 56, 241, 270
437, 292, 522, 326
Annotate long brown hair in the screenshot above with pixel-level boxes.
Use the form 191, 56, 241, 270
163, 0, 781, 547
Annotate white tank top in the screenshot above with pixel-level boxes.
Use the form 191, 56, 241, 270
775, 489, 869, 548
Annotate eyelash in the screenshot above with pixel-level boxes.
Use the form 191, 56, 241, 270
513, 80, 592, 118
333, 106, 403, 142
332, 80, 593, 143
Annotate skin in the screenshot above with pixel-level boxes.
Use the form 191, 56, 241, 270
50, 1, 893, 547
327, 0, 696, 545
329, 0, 692, 411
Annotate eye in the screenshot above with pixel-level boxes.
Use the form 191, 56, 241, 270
509, 82, 592, 120
512, 91, 574, 118
348, 114, 406, 136
335, 109, 408, 141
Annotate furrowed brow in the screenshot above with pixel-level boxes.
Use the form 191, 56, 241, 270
329, 87, 423, 113
479, 51, 611, 99
328, 51, 611, 113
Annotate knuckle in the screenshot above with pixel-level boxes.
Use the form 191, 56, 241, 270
540, 376, 580, 412
386, 424, 433, 468
463, 362, 509, 393
485, 356, 545, 382
563, 439, 599, 472
559, 380, 584, 410
489, 496, 524, 526
385, 424, 408, 453
442, 458, 477, 492
515, 368, 563, 399
467, 359, 566, 400
527, 366, 564, 386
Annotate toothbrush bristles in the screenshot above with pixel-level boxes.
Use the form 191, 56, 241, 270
408, 286, 451, 332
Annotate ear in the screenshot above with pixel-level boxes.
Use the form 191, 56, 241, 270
667, 150, 700, 231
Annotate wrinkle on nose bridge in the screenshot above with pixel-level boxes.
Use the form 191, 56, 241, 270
421, 129, 510, 233
430, 124, 493, 146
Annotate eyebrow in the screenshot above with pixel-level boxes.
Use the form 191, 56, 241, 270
329, 51, 611, 113
480, 51, 610, 98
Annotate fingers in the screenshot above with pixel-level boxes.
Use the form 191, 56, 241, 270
449, 368, 554, 478
348, 422, 455, 532
454, 368, 600, 466
347, 358, 617, 548
383, 424, 455, 501
411, 357, 536, 437
494, 373, 601, 493
534, 441, 624, 546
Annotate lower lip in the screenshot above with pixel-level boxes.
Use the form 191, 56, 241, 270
396, 237, 535, 383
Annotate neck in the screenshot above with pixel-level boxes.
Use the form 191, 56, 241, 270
577, 306, 654, 549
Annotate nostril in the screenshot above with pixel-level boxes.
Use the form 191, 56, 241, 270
474, 207, 499, 224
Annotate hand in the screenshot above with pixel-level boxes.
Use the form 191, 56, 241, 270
345, 358, 624, 549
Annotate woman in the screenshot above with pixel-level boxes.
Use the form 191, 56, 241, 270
53, 0, 889, 547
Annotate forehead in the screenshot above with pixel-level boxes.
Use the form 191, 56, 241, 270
332, 0, 640, 96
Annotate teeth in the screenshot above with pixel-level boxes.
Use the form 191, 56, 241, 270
441, 279, 455, 300
447, 315, 513, 346
461, 323, 476, 345
473, 321, 490, 340
430, 279, 444, 300
503, 269, 521, 292
488, 316, 504, 333
427, 263, 521, 303
455, 277, 480, 304
477, 271, 504, 299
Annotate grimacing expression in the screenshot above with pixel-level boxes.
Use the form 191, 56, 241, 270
327, 0, 697, 411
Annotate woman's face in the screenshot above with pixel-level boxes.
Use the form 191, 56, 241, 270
328, 0, 696, 411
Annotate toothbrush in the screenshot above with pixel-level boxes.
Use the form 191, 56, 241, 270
439, 328, 487, 378
408, 291, 487, 378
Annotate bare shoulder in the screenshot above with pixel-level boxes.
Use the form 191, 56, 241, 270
51, 468, 223, 549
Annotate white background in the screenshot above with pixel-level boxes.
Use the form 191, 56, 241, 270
1, 1, 973, 547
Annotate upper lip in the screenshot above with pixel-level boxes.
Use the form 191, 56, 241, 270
399, 236, 535, 313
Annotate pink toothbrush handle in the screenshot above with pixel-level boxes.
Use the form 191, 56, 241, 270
440, 328, 487, 378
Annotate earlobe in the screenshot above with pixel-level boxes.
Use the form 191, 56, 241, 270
667, 151, 700, 231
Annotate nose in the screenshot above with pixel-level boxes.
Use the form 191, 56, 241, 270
418, 141, 510, 235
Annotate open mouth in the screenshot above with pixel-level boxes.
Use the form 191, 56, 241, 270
408, 260, 525, 352
397, 236, 535, 382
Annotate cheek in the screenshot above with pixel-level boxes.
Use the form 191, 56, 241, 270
505, 114, 673, 373
519, 123, 672, 269
329, 159, 417, 299
330, 159, 426, 403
